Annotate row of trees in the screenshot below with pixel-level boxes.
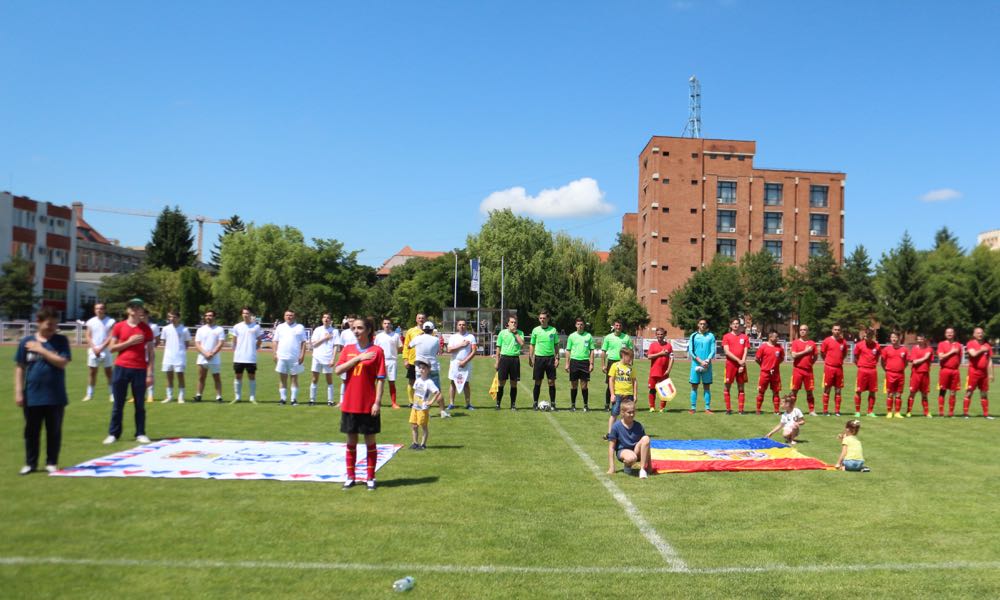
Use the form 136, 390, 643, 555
94, 207, 648, 331
668, 228, 1000, 340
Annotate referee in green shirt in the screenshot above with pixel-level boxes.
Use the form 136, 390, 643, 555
601, 320, 634, 411
528, 310, 560, 410
494, 316, 525, 410
564, 317, 595, 411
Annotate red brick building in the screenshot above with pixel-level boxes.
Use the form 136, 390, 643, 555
636, 136, 845, 337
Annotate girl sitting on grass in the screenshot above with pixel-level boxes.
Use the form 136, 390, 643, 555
835, 419, 870, 472
765, 394, 804, 445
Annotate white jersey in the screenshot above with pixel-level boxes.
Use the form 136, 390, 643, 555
231, 321, 265, 364
86, 315, 115, 348
195, 324, 226, 364
274, 322, 307, 360
409, 332, 440, 372
160, 323, 191, 366
149, 323, 161, 340
780, 408, 804, 428
449, 332, 477, 362
338, 328, 357, 348
374, 331, 401, 363
311, 326, 340, 364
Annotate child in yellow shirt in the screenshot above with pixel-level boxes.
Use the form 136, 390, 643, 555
605, 348, 637, 438
835, 419, 870, 472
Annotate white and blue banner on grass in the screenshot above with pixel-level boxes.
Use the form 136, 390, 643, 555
470, 258, 480, 292
52, 438, 402, 483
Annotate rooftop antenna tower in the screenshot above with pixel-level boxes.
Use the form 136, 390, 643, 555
682, 75, 702, 138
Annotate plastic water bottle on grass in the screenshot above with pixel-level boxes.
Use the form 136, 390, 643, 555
392, 576, 415, 592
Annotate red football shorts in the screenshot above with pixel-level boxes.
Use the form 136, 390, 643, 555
885, 371, 905, 394
648, 373, 668, 390
938, 368, 960, 392
909, 372, 929, 394
758, 370, 782, 393
791, 368, 814, 392
725, 361, 748, 385
967, 370, 990, 393
823, 366, 844, 389
856, 367, 878, 393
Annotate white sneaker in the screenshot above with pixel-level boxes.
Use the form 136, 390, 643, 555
82, 395, 92, 402
441, 410, 451, 418
109, 395, 115, 403
178, 398, 185, 404
102, 435, 116, 445
19, 465, 33, 475
639, 469, 649, 479
136, 435, 151, 444
45, 465, 58, 474
249, 396, 257, 404
162, 398, 172, 403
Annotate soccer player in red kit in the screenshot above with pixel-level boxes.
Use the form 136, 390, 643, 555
880, 331, 908, 419
906, 334, 933, 417
853, 328, 880, 417
646, 328, 673, 412
790, 324, 819, 415
936, 327, 962, 417
334, 317, 386, 491
820, 324, 848, 415
755, 331, 785, 414
963, 327, 994, 419
722, 318, 749, 414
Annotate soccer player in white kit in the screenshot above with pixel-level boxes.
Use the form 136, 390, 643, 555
83, 303, 115, 402
194, 310, 226, 402
310, 312, 340, 406
448, 319, 478, 410
374, 318, 402, 409
160, 310, 190, 403
230, 307, 265, 403
273, 309, 307, 405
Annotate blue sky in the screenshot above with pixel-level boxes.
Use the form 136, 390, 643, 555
2, 1, 998, 267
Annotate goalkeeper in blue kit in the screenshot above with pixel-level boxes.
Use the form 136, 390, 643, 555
687, 318, 716, 413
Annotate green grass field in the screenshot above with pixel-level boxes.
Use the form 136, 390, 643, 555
2, 346, 999, 598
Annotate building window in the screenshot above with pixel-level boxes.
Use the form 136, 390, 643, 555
764, 183, 783, 206
690, 238, 698, 244
810, 185, 829, 208
661, 207, 669, 213
662, 151, 669, 156
710, 154, 717, 160
691, 179, 698, 185
717, 210, 736, 232
724, 155, 731, 161
690, 266, 697, 272
662, 237, 669, 243
661, 265, 669, 271
717, 181, 737, 204
809, 242, 826, 257
763, 212, 783, 234
764, 240, 782, 260
691, 153, 698, 158
738, 155, 745, 161
660, 299, 669, 304
717, 239, 736, 258
662, 178, 669, 184
809, 214, 829, 236
690, 208, 697, 214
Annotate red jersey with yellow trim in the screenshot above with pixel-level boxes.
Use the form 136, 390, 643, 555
336, 343, 386, 414
967, 340, 993, 373
909, 345, 933, 374
880, 344, 908, 373
756, 343, 784, 372
853, 341, 880, 369
791, 339, 818, 370
937, 341, 963, 369
820, 336, 848, 368
722, 333, 750, 365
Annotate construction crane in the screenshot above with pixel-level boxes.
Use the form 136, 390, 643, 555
84, 205, 230, 263
682, 75, 702, 138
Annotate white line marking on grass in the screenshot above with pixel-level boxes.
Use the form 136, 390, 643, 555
542, 411, 689, 572
1, 556, 998, 576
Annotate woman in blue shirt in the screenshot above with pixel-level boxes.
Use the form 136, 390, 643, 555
14, 307, 71, 475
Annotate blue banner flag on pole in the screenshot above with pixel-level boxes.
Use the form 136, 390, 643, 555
470, 258, 480, 292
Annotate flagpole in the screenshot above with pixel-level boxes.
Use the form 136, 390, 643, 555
453, 251, 458, 310
500, 255, 505, 322
476, 256, 481, 338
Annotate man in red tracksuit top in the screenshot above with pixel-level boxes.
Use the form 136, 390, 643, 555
853, 328, 880, 417
936, 327, 963, 417
722, 318, 750, 414
963, 327, 994, 419
790, 324, 819, 415
755, 331, 785, 414
880, 331, 908, 419
906, 334, 934, 417
820, 324, 849, 415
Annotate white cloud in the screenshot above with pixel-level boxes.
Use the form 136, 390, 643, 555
920, 188, 962, 202
479, 177, 614, 219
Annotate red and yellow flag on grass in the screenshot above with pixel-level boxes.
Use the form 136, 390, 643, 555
650, 438, 832, 473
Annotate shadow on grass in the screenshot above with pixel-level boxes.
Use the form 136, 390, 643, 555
423, 445, 464, 450
377, 476, 440, 488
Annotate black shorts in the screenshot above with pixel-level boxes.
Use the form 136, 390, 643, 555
340, 411, 381, 435
497, 355, 521, 382
532, 355, 557, 381
406, 363, 416, 383
606, 361, 619, 386
569, 359, 591, 382
233, 362, 257, 375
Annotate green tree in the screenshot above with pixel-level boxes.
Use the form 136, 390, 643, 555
98, 267, 180, 320
0, 256, 38, 319
738, 250, 790, 333
605, 232, 637, 290
606, 282, 650, 334
179, 267, 211, 325
667, 258, 734, 336
830, 245, 877, 334
875, 232, 926, 335
921, 239, 971, 339
210, 214, 246, 270
967, 245, 1000, 338
146, 206, 196, 269
934, 226, 960, 250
